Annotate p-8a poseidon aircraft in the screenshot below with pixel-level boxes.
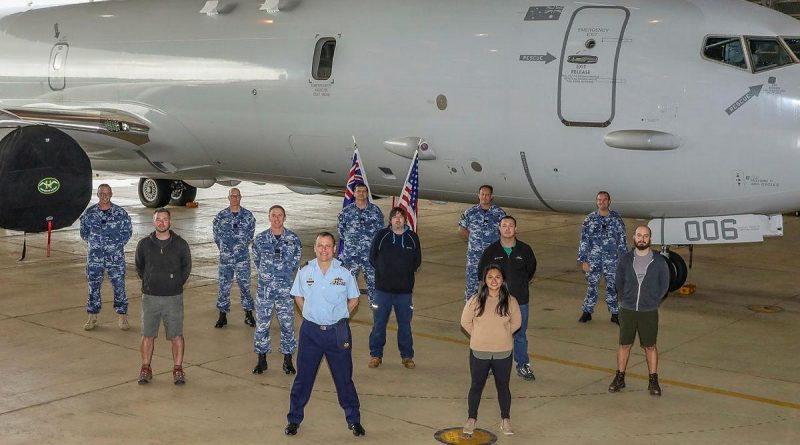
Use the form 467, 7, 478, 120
1, 0, 799, 289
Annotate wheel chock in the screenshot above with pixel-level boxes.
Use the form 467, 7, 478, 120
185, 201, 199, 208
678, 284, 696, 295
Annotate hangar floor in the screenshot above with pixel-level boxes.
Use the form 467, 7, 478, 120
1, 178, 798, 445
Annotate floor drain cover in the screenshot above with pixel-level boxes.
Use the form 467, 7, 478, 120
747, 305, 784, 313
434, 427, 497, 445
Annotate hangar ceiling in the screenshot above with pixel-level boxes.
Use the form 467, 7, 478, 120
750, 0, 800, 19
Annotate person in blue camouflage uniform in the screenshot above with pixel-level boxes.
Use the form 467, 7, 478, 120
458, 185, 506, 301
79, 184, 133, 331
212, 188, 256, 329
251, 205, 302, 375
577, 191, 627, 324
337, 183, 384, 307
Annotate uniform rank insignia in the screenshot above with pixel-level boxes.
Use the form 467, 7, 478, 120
331, 277, 345, 286
306, 277, 314, 286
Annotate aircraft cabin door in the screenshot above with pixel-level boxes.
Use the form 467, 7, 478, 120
557, 6, 629, 127
49, 43, 68, 91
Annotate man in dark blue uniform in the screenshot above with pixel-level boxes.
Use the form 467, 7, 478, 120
284, 232, 365, 437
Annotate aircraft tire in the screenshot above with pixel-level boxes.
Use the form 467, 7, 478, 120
138, 177, 171, 208
665, 251, 688, 293
169, 182, 197, 206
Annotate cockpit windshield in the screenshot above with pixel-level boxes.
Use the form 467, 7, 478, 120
703, 35, 797, 73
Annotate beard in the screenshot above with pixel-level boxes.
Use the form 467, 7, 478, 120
156, 224, 170, 234
635, 240, 651, 251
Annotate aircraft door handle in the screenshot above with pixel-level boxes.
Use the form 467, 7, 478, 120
567, 55, 598, 64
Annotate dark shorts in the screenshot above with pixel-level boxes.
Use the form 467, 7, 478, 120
618, 307, 658, 347
141, 294, 183, 339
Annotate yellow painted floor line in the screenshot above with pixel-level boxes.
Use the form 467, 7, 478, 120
350, 318, 800, 410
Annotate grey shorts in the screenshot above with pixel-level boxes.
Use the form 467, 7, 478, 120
141, 294, 183, 339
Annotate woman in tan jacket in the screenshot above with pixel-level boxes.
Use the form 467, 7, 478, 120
460, 264, 522, 436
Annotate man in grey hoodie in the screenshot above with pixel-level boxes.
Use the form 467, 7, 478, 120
608, 225, 669, 396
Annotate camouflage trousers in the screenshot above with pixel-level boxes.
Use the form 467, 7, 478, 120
464, 250, 482, 301
86, 262, 127, 314
343, 256, 375, 305
253, 283, 296, 354
582, 260, 619, 314
217, 260, 254, 313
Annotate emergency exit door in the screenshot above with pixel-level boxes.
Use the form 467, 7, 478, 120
557, 6, 629, 127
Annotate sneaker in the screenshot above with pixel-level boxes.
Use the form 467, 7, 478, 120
648, 373, 662, 396
517, 364, 536, 381
118, 314, 130, 331
608, 370, 626, 393
173, 366, 186, 385
578, 311, 592, 323
462, 418, 476, 436
500, 418, 514, 436
368, 357, 382, 368
83, 314, 98, 331
137, 365, 152, 385
610, 313, 619, 325
348, 422, 366, 436
401, 358, 416, 369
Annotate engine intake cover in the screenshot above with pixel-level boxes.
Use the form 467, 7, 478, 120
0, 126, 91, 232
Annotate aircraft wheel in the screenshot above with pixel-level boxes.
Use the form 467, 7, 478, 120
665, 251, 688, 293
169, 182, 197, 206
138, 177, 171, 208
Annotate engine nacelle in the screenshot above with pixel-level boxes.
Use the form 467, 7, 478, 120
0, 126, 91, 232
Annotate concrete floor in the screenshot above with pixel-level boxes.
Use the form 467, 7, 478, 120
1, 177, 798, 445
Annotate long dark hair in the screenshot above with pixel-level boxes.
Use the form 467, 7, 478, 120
475, 264, 511, 317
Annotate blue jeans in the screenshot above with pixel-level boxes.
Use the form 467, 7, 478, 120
513, 304, 530, 367
369, 290, 414, 359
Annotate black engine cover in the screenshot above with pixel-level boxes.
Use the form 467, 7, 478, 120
0, 126, 92, 233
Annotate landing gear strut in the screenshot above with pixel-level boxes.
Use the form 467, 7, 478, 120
138, 178, 197, 208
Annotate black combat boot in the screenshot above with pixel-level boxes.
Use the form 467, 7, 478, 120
214, 311, 227, 328
608, 370, 626, 393
244, 310, 255, 327
252, 353, 267, 374
648, 373, 662, 396
283, 353, 296, 375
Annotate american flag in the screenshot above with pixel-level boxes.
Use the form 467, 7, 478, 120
398, 150, 420, 232
338, 147, 373, 256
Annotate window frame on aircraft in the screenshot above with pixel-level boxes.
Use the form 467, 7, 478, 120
778, 36, 800, 63
701, 35, 749, 71
743, 36, 795, 73
312, 37, 336, 82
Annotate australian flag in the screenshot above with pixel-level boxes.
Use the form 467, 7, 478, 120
398, 150, 419, 232
338, 147, 372, 256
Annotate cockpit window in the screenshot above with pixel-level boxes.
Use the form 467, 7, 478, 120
703, 36, 747, 69
780, 37, 800, 59
746, 37, 793, 72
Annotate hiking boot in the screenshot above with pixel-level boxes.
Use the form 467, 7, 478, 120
516, 363, 536, 381
118, 314, 130, 331
579, 311, 592, 323
214, 311, 227, 328
253, 353, 267, 374
462, 418, 476, 436
282, 353, 296, 375
173, 365, 186, 385
648, 373, 662, 396
83, 314, 98, 331
368, 357, 382, 368
610, 313, 619, 325
401, 358, 416, 369
137, 365, 152, 385
608, 370, 626, 393
244, 310, 255, 327
500, 418, 514, 436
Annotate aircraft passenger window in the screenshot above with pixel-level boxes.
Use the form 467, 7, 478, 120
312, 38, 336, 81
703, 36, 747, 69
780, 37, 800, 59
746, 38, 793, 72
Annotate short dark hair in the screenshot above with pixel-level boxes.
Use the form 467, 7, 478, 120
316, 231, 336, 245
634, 224, 652, 236
354, 183, 368, 191
500, 215, 516, 226
597, 190, 611, 200
389, 206, 407, 220
479, 184, 494, 194
268, 205, 286, 216
154, 207, 170, 217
